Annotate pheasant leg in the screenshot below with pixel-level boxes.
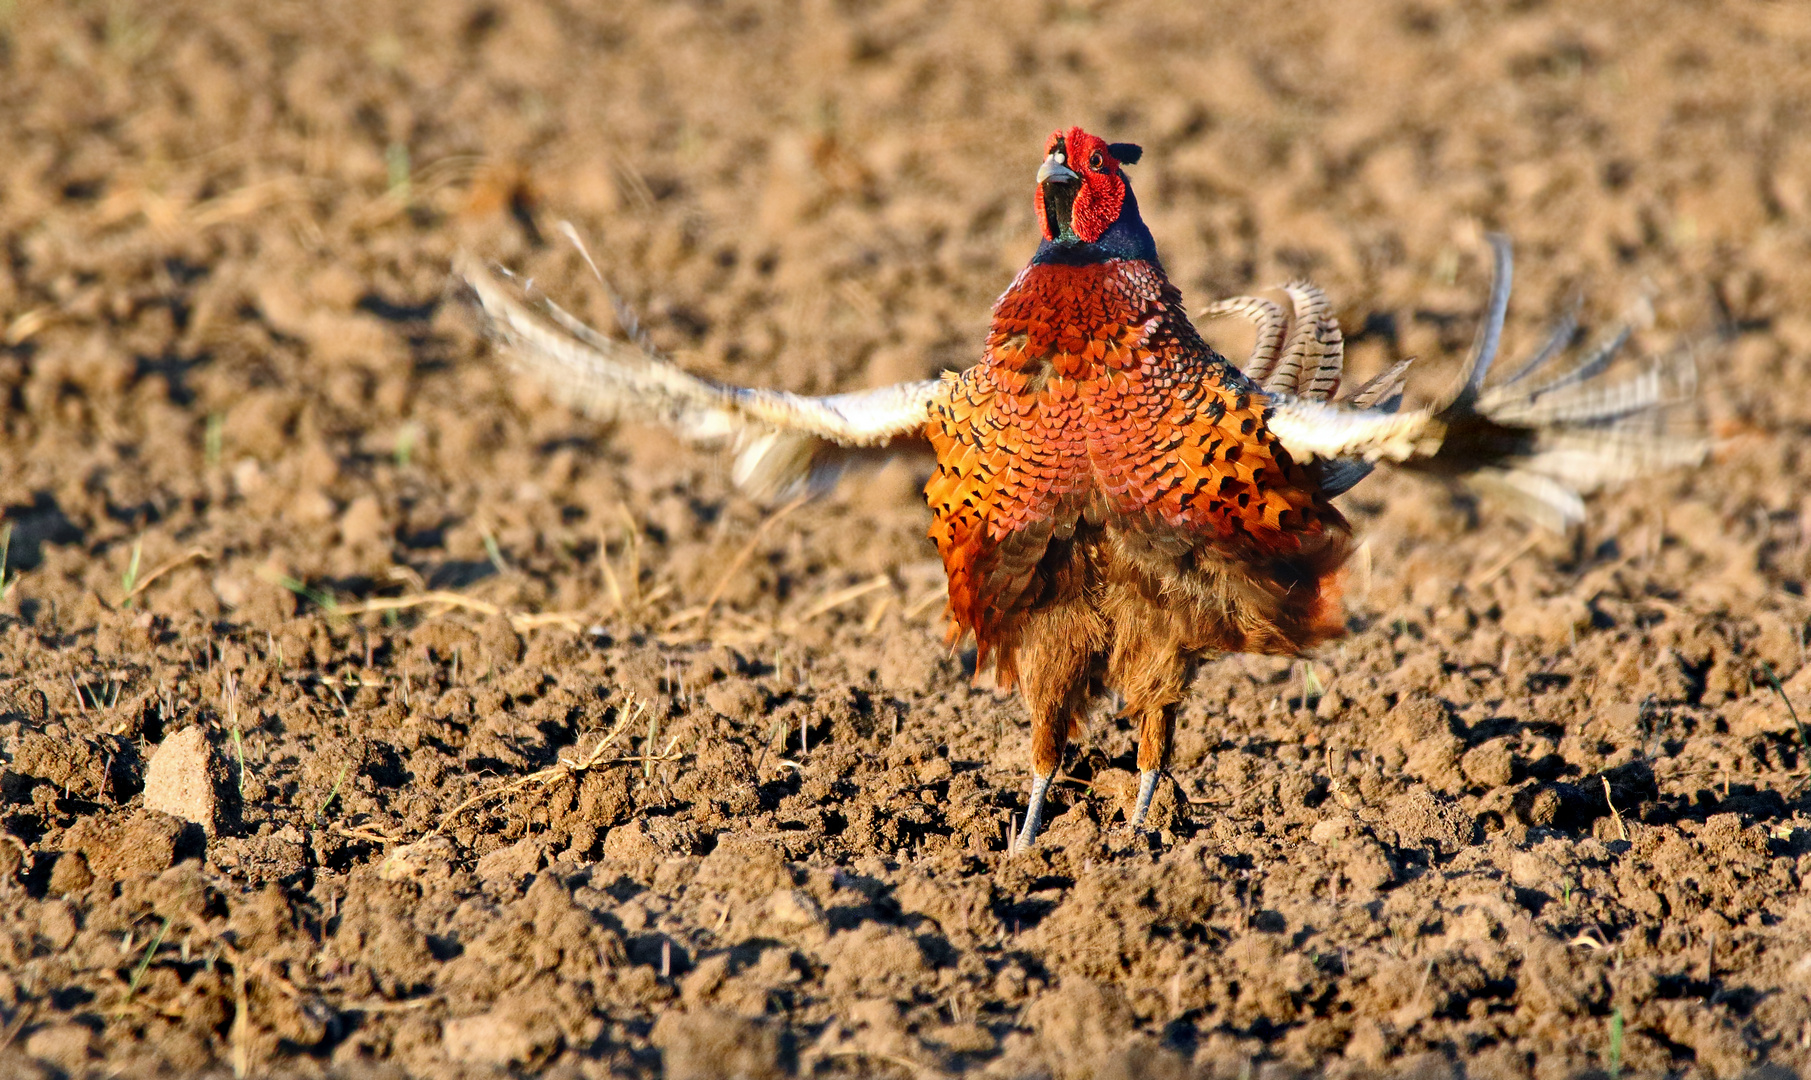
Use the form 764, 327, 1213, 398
1129, 768, 1161, 829
1008, 599, 1100, 853
1127, 699, 1176, 830
1014, 771, 1057, 853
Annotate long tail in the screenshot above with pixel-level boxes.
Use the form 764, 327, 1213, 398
1264, 236, 1708, 530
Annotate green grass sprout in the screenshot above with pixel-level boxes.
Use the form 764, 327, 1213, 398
1607, 1007, 1624, 1079
481, 529, 508, 575
386, 142, 412, 204
205, 412, 224, 466
118, 916, 172, 1016
121, 538, 144, 609
1759, 661, 1810, 765
0, 522, 14, 602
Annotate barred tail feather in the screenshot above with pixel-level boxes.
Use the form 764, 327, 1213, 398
1415, 237, 1705, 528
1265, 235, 1708, 530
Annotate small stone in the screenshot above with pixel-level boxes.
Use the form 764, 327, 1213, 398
1310, 815, 1357, 845
914, 756, 953, 784
1510, 849, 1561, 889
143, 727, 229, 836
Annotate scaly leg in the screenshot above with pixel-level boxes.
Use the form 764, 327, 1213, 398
1128, 702, 1175, 830
1129, 764, 1161, 830
1011, 660, 1084, 854
1014, 770, 1056, 854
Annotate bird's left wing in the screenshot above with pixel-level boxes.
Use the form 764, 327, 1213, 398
1262, 236, 1708, 531
456, 253, 945, 501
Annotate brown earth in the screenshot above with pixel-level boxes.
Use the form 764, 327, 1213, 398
3, 0, 1811, 1076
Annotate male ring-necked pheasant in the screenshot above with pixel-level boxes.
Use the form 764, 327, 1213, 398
459, 127, 1703, 851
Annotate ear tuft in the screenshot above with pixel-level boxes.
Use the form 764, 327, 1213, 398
1108, 142, 1143, 165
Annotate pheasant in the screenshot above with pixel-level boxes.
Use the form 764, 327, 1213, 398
457, 127, 1704, 852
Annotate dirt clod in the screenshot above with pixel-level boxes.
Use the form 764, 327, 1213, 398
442, 1010, 546, 1068
1025, 979, 1137, 1080
23, 1023, 96, 1071
651, 1009, 787, 1080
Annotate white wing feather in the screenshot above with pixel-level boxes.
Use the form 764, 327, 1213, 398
456, 252, 944, 501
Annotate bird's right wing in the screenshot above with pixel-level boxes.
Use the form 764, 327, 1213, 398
456, 252, 945, 501
1262, 236, 1708, 531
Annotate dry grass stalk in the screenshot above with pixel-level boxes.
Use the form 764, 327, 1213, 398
186, 176, 315, 230
332, 589, 583, 633
599, 503, 649, 617
903, 587, 946, 621
0, 999, 32, 1053
666, 570, 896, 649
1467, 532, 1543, 590
862, 595, 893, 632
331, 824, 402, 845
230, 960, 251, 1080
428, 695, 680, 837
791, 574, 890, 624
333, 996, 436, 1014
3, 307, 53, 346
1601, 776, 1629, 842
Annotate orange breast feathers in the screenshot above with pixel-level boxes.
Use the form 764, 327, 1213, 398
924, 261, 1341, 654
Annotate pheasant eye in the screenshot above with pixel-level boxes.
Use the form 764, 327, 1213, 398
1088, 150, 1103, 170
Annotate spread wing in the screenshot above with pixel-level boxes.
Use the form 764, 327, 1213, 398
1259, 236, 1708, 531
456, 252, 944, 501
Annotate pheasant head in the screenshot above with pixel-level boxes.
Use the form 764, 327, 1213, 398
1032, 127, 1158, 266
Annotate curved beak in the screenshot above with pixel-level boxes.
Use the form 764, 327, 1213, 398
1036, 157, 1079, 185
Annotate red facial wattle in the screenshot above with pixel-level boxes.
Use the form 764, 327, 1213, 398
1035, 127, 1128, 244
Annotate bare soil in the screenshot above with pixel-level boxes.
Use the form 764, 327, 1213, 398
3, 1, 1811, 1076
